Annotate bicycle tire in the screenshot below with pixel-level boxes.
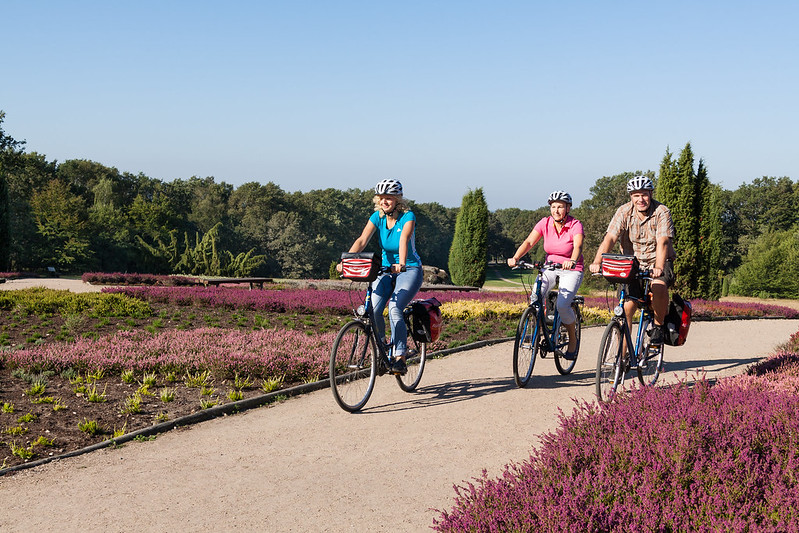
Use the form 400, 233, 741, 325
554, 304, 582, 375
330, 320, 378, 412
396, 335, 427, 392
513, 306, 540, 387
637, 319, 664, 386
595, 320, 624, 401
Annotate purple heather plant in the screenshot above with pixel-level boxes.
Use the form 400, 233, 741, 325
434, 339, 799, 532
4, 327, 335, 382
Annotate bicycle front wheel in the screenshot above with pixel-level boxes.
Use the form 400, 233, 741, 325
513, 306, 540, 387
396, 335, 427, 392
637, 325, 664, 386
595, 320, 624, 401
330, 321, 378, 412
554, 304, 582, 375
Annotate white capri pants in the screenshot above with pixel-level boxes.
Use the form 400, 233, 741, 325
539, 268, 583, 325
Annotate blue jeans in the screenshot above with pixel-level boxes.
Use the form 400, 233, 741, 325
371, 266, 423, 357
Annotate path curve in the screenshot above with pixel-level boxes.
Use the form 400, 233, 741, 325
2, 303, 797, 531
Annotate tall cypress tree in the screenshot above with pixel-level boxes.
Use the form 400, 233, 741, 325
448, 188, 488, 287
697, 161, 723, 299
657, 143, 723, 299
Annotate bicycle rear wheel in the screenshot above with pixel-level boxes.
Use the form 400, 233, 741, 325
330, 320, 378, 412
513, 306, 540, 387
637, 322, 664, 386
595, 320, 624, 401
396, 335, 427, 392
554, 304, 582, 375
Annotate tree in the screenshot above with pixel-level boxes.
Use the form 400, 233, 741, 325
729, 229, 799, 298
696, 162, 723, 299
29, 179, 93, 271
0, 111, 26, 270
448, 188, 488, 287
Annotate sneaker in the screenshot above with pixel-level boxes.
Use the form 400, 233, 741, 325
649, 325, 664, 346
562, 349, 578, 361
390, 359, 407, 375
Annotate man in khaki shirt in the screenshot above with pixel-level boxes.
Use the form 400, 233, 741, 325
589, 175, 675, 345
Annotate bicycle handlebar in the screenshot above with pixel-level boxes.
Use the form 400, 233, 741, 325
512, 260, 562, 271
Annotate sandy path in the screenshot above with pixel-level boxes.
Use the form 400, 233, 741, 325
1, 300, 797, 532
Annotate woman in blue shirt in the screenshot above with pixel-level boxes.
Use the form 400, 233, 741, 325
339, 179, 423, 375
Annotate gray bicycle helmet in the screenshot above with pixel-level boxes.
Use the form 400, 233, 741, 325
627, 175, 654, 193
547, 190, 572, 205
374, 179, 403, 196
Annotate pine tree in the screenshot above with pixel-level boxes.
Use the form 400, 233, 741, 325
448, 188, 488, 287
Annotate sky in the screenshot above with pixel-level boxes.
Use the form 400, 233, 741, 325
3, 1, 797, 210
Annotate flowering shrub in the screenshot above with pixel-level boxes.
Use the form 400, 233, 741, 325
434, 376, 799, 531
0, 272, 21, 279
82, 272, 197, 286
434, 337, 799, 532
4, 327, 335, 382
691, 299, 799, 319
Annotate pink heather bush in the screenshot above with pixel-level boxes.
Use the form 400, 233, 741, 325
4, 327, 336, 382
83, 272, 197, 286
434, 345, 799, 531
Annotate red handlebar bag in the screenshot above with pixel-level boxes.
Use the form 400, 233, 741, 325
601, 254, 639, 284
341, 252, 381, 282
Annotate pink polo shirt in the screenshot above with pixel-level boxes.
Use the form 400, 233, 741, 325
533, 215, 584, 271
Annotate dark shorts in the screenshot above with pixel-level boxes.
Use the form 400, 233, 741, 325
625, 260, 674, 300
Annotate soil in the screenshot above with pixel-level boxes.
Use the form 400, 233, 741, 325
1, 278, 798, 531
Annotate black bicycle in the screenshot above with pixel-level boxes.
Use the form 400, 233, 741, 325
329, 266, 429, 412
512, 261, 584, 387
595, 255, 665, 401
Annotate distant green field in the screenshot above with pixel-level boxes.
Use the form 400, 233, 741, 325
483, 263, 532, 290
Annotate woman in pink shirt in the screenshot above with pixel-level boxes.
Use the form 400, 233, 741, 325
507, 190, 584, 357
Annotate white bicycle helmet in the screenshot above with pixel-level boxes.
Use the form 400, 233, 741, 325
627, 175, 654, 193
374, 179, 403, 196
547, 190, 572, 205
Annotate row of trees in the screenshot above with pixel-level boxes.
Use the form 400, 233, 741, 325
1, 111, 798, 298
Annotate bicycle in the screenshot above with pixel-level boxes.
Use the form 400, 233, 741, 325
594, 254, 665, 401
329, 266, 430, 412
512, 261, 584, 387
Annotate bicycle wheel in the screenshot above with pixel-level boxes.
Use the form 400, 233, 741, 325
330, 320, 378, 412
554, 304, 582, 375
396, 335, 427, 392
637, 321, 665, 386
595, 320, 624, 401
513, 306, 540, 387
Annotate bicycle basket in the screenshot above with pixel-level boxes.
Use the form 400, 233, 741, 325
341, 252, 381, 282
601, 253, 639, 284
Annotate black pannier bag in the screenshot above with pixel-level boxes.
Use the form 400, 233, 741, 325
664, 293, 692, 346
340, 252, 381, 282
410, 298, 442, 343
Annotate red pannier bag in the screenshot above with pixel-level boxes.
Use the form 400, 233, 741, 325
664, 293, 692, 346
410, 298, 442, 343
601, 253, 639, 284
340, 252, 381, 282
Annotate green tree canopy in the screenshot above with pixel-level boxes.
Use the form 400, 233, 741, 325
448, 188, 488, 287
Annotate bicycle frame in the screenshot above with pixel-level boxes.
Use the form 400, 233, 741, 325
595, 269, 664, 400
329, 266, 429, 412
512, 261, 583, 387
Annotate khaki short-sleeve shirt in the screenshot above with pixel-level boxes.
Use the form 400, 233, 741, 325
606, 200, 676, 267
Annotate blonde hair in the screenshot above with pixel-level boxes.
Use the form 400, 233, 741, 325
372, 194, 409, 216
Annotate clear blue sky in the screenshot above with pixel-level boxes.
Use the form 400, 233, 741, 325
3, 1, 797, 209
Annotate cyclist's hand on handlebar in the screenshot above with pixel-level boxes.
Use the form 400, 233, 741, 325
335, 262, 343, 274
507, 257, 518, 268
562, 260, 575, 270
389, 264, 406, 274
651, 266, 663, 278
589, 262, 601, 274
